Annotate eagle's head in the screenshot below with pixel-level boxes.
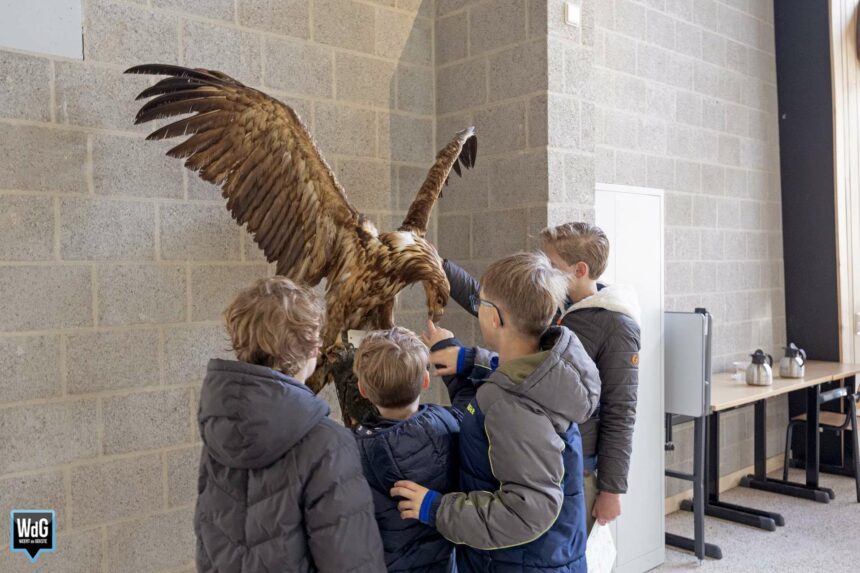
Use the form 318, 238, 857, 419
384, 231, 450, 323
424, 274, 450, 323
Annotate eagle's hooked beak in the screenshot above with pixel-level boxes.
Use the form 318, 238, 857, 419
424, 284, 448, 323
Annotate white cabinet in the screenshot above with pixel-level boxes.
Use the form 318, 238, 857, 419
594, 184, 665, 573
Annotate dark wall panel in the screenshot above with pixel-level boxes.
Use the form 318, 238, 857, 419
774, 0, 840, 361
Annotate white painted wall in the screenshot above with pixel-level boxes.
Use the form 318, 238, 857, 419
0, 0, 82, 59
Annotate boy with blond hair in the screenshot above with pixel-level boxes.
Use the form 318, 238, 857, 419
353, 327, 466, 572
442, 222, 641, 531
195, 276, 384, 573
392, 252, 600, 573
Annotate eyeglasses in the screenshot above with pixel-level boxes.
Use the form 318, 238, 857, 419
469, 294, 505, 327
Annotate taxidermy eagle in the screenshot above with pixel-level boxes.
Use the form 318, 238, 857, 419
125, 64, 477, 425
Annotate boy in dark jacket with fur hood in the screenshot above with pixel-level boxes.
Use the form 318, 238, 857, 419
195, 276, 385, 573
441, 222, 641, 531
353, 327, 472, 572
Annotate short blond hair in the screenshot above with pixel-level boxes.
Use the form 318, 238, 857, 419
540, 222, 609, 279
353, 327, 429, 409
481, 252, 567, 337
224, 276, 324, 377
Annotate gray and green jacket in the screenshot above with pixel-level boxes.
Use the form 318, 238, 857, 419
423, 327, 600, 572
444, 259, 642, 494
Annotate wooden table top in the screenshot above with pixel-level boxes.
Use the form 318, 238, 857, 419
710, 361, 860, 412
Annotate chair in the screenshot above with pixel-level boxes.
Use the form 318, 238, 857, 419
783, 387, 860, 502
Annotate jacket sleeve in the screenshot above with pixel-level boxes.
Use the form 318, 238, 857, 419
303, 432, 387, 573
594, 317, 641, 494
443, 259, 480, 317
565, 328, 602, 424
429, 387, 565, 549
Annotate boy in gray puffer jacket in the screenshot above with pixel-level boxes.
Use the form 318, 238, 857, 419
195, 276, 385, 573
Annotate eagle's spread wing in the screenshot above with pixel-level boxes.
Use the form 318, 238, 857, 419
399, 127, 477, 237
125, 64, 359, 284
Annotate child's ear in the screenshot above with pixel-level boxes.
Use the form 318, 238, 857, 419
357, 380, 368, 399
575, 261, 589, 279
421, 370, 431, 391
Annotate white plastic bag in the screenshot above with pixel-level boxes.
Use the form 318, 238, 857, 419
585, 524, 617, 573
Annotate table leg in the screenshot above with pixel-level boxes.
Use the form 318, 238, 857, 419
740, 387, 834, 503
682, 411, 781, 530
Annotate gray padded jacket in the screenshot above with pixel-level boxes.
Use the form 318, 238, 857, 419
444, 259, 642, 494
195, 359, 386, 573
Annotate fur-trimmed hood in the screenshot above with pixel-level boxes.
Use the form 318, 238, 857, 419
561, 283, 641, 325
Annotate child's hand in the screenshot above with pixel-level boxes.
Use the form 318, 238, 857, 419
429, 346, 460, 376
390, 480, 430, 520
421, 319, 455, 348
592, 491, 622, 525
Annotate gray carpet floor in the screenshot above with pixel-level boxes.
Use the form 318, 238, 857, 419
657, 469, 859, 571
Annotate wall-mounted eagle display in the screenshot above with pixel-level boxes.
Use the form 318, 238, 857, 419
125, 64, 477, 426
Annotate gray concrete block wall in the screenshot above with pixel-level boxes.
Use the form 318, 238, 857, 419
0, 0, 436, 570
592, 0, 785, 483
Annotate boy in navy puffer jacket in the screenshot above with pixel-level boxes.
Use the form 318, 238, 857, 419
353, 327, 472, 572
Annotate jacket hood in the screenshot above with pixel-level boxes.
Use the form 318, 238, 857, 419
198, 358, 329, 469
490, 327, 596, 428
563, 283, 641, 325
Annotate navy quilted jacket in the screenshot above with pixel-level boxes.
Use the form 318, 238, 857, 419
354, 405, 461, 572
195, 359, 385, 573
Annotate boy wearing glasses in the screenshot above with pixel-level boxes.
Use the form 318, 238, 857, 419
391, 252, 600, 573
440, 223, 641, 531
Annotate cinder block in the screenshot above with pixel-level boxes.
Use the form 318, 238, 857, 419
0, 123, 87, 193
0, 51, 50, 121
673, 228, 700, 261
0, 528, 102, 573
703, 98, 726, 132
472, 209, 528, 258
381, 114, 434, 163
437, 214, 471, 260
488, 41, 548, 101
563, 43, 594, 100
159, 203, 241, 261
0, 336, 61, 403
437, 0, 468, 16
397, 65, 434, 115
0, 266, 92, 331
701, 164, 725, 194
238, 0, 309, 37
615, 0, 647, 39
489, 150, 548, 207
54, 62, 149, 132
474, 100, 527, 156
665, 191, 693, 226
313, 0, 375, 53
637, 116, 668, 155
70, 454, 163, 527
97, 264, 186, 326
0, 471, 66, 532
166, 446, 200, 507
184, 21, 262, 85
716, 197, 741, 229
470, 0, 526, 56
647, 155, 674, 190
0, 399, 98, 473
665, 261, 693, 295
84, 0, 179, 67
600, 109, 637, 148
60, 198, 155, 261
436, 59, 486, 115
723, 230, 747, 260
155, 0, 234, 20
700, 229, 724, 260
675, 20, 702, 58
103, 389, 193, 454
692, 0, 718, 29
377, 8, 432, 65
718, 134, 741, 166
675, 91, 702, 126
564, 153, 596, 204
724, 167, 747, 197
603, 32, 636, 74
164, 325, 233, 386
314, 102, 377, 157
66, 329, 160, 393
397, 165, 428, 211
701, 30, 725, 66
674, 159, 700, 194
336, 159, 394, 212
0, 196, 54, 261
92, 134, 182, 199
645, 81, 676, 122
190, 264, 272, 321
264, 37, 333, 97
187, 175, 225, 202
335, 53, 395, 108
647, 9, 675, 50
614, 150, 648, 187
436, 13, 467, 65
692, 195, 717, 227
